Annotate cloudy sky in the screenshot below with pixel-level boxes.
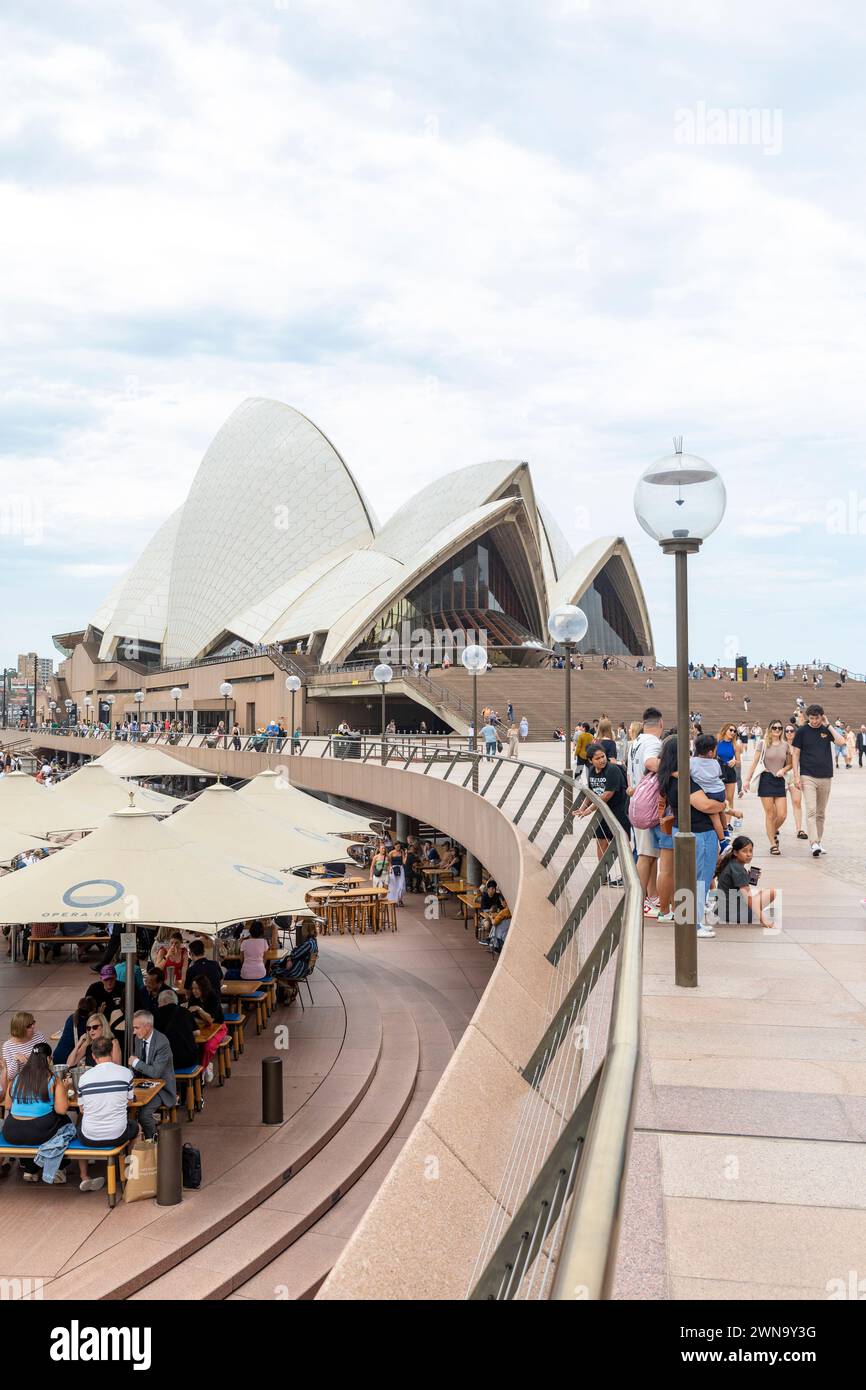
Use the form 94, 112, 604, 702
2, 0, 865, 670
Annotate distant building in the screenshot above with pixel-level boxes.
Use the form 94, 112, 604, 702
16, 653, 53, 686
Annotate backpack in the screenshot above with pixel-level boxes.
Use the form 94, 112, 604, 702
628, 771, 661, 829
182, 1143, 202, 1189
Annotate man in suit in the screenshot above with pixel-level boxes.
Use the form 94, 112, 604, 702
129, 1010, 178, 1138
856, 725, 866, 768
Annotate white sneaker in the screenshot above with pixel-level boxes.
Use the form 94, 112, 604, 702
816, 843, 826, 856
643, 903, 660, 918
79, 1176, 105, 1193
656, 912, 675, 923
811, 842, 821, 857
205, 1064, 214, 1084
696, 926, 716, 938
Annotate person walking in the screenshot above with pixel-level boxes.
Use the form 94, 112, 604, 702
790, 704, 848, 856
518, 715, 529, 742
783, 722, 808, 840
715, 722, 742, 820
507, 701, 514, 724
856, 724, 866, 768
480, 719, 498, 760
743, 719, 789, 855
506, 722, 519, 757
627, 706, 665, 917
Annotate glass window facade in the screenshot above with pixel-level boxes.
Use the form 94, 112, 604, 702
575, 558, 646, 655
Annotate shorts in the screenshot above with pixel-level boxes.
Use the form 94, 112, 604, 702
720, 764, 737, 785
757, 771, 786, 799
634, 825, 673, 857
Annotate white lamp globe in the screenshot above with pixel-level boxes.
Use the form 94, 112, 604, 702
134, 689, 144, 702
64, 699, 73, 709
105, 694, 115, 706
634, 445, 726, 543
285, 675, 301, 693
547, 604, 588, 647
219, 681, 233, 698
461, 644, 488, 674
373, 663, 393, 685
170, 686, 182, 701
49, 701, 56, 710
84, 696, 92, 707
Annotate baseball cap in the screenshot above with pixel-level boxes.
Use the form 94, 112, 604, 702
100, 965, 117, 980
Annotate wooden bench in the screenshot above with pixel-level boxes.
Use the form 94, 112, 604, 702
173, 1065, 203, 1121
0, 1134, 131, 1207
26, 933, 109, 965
221, 984, 267, 1034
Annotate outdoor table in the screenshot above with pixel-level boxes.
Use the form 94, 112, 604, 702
64, 1078, 165, 1112
457, 892, 483, 935
305, 884, 387, 935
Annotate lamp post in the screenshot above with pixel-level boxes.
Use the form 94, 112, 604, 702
32, 654, 38, 731
134, 689, 144, 736
461, 644, 487, 792
634, 438, 726, 988
219, 681, 233, 749
49, 700, 56, 729
285, 675, 301, 753
170, 686, 182, 732
64, 698, 73, 731
104, 693, 115, 735
373, 664, 392, 765
84, 696, 92, 729
547, 604, 588, 824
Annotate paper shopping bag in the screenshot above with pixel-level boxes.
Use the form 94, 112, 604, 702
123, 1138, 158, 1202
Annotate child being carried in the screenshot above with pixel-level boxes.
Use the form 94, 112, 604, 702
690, 733, 729, 844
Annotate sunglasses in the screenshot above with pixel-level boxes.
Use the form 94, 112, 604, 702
87, 1025, 100, 1032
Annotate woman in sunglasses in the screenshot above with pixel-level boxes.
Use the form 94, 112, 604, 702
743, 719, 791, 854
67, 1014, 122, 1069
715, 723, 744, 821
783, 723, 808, 839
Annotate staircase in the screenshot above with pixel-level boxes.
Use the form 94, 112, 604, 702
417, 666, 866, 740
35, 945, 478, 1302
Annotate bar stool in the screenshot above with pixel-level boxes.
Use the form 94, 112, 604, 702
224, 1012, 245, 1058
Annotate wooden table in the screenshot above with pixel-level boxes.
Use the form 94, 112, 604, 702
64, 1078, 165, 1112
305, 885, 387, 935
457, 892, 483, 935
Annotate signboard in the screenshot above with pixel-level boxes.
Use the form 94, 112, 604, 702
120, 933, 137, 954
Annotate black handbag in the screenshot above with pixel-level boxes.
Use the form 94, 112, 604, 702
182, 1143, 202, 1189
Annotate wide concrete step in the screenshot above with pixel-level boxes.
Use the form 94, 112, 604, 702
38, 963, 384, 1301
131, 998, 421, 1300
231, 962, 461, 1301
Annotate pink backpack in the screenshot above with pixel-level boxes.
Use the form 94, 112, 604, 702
628, 772, 661, 829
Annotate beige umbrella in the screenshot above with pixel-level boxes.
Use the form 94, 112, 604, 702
0, 771, 87, 839
165, 780, 353, 872
95, 744, 216, 778
0, 827, 52, 866
238, 769, 377, 840
0, 805, 325, 932
43, 761, 182, 820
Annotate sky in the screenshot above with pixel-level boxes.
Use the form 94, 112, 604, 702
2, 0, 866, 671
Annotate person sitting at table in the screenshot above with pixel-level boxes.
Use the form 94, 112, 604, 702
239, 920, 268, 981
149, 925, 172, 964
137, 965, 166, 1013
438, 843, 457, 875
185, 976, 227, 1082
1, 1011, 48, 1096
128, 1011, 177, 1140
274, 922, 319, 1005
53, 997, 93, 1065
477, 880, 505, 944
85, 966, 126, 1040
404, 841, 422, 894
75, 1037, 138, 1193
424, 842, 441, 865
154, 990, 199, 1070
2, 1042, 72, 1182
185, 938, 224, 996
67, 1013, 122, 1069
154, 931, 189, 991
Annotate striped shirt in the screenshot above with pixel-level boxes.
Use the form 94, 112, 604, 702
77, 1062, 135, 1141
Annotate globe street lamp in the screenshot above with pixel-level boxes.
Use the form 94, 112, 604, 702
84, 696, 92, 728
49, 700, 57, 727
170, 686, 182, 732
285, 675, 301, 754
634, 438, 726, 989
104, 693, 115, 734
219, 681, 233, 749
134, 690, 144, 735
64, 697, 73, 730
547, 604, 588, 820
461, 644, 488, 792
373, 664, 392, 765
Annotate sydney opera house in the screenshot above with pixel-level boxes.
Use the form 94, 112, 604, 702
49, 398, 653, 732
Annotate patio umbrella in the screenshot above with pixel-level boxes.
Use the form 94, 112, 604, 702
95, 745, 216, 778
43, 761, 182, 822
238, 769, 378, 840
0, 826, 52, 866
0, 805, 325, 932
165, 780, 353, 872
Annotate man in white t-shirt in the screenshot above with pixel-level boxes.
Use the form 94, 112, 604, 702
628, 707, 665, 916
75, 1036, 138, 1192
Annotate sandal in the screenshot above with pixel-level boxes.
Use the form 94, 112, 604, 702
770, 845, 781, 855
797, 831, 808, 840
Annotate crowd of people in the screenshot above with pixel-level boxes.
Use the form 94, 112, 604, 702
0, 914, 320, 1189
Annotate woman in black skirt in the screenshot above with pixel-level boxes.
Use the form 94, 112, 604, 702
743, 721, 790, 854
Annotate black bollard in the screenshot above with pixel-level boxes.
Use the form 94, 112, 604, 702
262, 1056, 283, 1125
156, 1123, 183, 1206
